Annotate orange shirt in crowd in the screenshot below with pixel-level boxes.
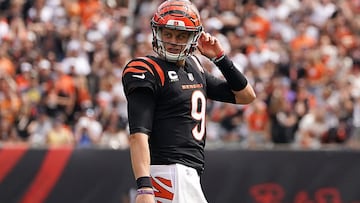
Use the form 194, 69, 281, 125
77, 87, 91, 107
335, 25, 357, 49
290, 35, 317, 51
0, 56, 15, 77
246, 101, 269, 132
0, 94, 21, 124
245, 42, 268, 55
305, 61, 327, 84
15, 75, 31, 91
247, 110, 269, 132
55, 74, 75, 96
244, 14, 271, 40
78, 0, 102, 27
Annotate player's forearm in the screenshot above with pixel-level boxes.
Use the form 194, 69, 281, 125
233, 83, 257, 104
129, 132, 152, 180
214, 55, 256, 104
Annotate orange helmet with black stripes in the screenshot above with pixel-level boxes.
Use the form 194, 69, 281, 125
151, 0, 203, 62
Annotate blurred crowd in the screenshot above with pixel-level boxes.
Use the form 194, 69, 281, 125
0, 0, 359, 150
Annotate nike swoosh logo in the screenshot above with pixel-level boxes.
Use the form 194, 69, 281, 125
132, 74, 145, 79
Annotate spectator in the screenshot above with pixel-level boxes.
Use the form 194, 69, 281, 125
77, 0, 103, 28
209, 102, 244, 142
243, 9, 271, 40
51, 63, 76, 121
98, 111, 129, 150
46, 114, 74, 147
74, 108, 102, 148
244, 99, 271, 148
271, 100, 298, 144
294, 106, 331, 149
61, 39, 91, 76
15, 62, 33, 92
0, 117, 19, 143
27, 108, 53, 147
0, 75, 21, 133
0, 44, 16, 77
290, 22, 317, 52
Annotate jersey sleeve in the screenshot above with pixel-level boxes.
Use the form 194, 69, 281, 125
126, 88, 155, 135
122, 57, 159, 95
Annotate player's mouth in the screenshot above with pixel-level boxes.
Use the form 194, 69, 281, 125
167, 47, 181, 54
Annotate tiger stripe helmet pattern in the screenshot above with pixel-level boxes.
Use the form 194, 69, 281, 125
151, 0, 203, 62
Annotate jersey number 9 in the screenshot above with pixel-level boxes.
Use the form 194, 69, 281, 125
191, 90, 206, 141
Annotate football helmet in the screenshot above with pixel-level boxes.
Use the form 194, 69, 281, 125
151, 0, 203, 62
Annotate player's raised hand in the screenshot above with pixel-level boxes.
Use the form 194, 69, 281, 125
197, 31, 225, 60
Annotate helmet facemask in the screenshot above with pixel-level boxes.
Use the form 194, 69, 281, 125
151, 26, 201, 62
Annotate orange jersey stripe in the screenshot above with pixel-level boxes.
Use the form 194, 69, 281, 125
140, 57, 165, 86
124, 60, 155, 76
123, 67, 147, 75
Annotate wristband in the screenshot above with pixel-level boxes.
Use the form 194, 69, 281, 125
136, 176, 153, 189
211, 50, 225, 63
137, 189, 154, 196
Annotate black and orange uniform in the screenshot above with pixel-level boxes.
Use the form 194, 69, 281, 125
122, 55, 238, 174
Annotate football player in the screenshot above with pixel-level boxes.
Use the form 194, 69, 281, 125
122, 0, 256, 202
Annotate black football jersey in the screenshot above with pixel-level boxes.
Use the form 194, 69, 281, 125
122, 55, 235, 173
